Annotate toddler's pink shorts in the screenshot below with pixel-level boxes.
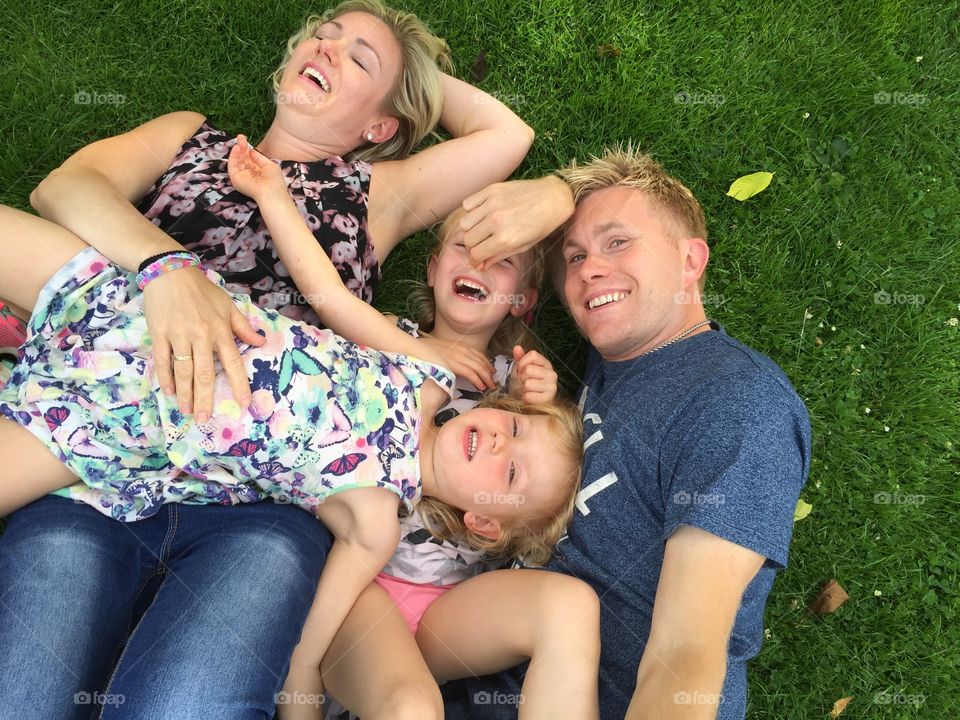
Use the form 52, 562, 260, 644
373, 572, 452, 635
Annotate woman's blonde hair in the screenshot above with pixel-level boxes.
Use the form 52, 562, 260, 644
407, 208, 548, 357
271, 0, 451, 163
417, 392, 583, 566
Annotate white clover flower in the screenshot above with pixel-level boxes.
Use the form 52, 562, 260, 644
874, 589, 883, 597
865, 407, 871, 414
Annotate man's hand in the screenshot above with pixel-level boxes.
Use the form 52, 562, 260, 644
626, 526, 765, 719
460, 176, 574, 269
509, 346, 558, 404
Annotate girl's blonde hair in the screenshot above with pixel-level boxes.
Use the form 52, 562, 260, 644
271, 0, 452, 163
408, 208, 548, 357
417, 392, 583, 566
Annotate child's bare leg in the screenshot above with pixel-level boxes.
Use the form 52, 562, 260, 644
0, 205, 88, 314
315, 582, 443, 720
0, 419, 77, 516
416, 569, 601, 720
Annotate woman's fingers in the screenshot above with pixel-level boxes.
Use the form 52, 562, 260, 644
189, 337, 216, 422
152, 334, 175, 397
170, 343, 195, 416
219, 331, 253, 411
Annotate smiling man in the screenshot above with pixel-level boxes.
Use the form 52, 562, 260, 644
443, 148, 811, 719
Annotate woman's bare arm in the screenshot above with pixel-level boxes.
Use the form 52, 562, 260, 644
368, 73, 534, 261
29, 111, 264, 421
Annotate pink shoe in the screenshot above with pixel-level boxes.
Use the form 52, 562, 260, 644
0, 301, 27, 354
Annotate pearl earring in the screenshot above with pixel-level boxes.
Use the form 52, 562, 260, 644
366, 133, 374, 141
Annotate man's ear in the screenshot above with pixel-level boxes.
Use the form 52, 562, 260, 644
426, 255, 438, 288
509, 287, 538, 317
365, 116, 400, 144
682, 237, 709, 288
463, 511, 502, 540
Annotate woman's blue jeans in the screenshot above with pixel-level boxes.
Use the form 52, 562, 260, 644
0, 495, 332, 719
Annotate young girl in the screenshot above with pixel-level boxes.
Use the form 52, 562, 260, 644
306, 207, 599, 720
0, 140, 594, 716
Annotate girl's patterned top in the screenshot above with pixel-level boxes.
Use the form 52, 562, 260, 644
136, 119, 380, 324
0, 248, 453, 522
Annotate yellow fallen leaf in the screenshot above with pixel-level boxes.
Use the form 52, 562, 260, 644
829, 696, 854, 717
794, 498, 813, 522
726, 171, 774, 201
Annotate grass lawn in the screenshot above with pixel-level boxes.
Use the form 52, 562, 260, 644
1, 0, 958, 717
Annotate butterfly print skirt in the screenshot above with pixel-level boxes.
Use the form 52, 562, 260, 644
0, 248, 454, 522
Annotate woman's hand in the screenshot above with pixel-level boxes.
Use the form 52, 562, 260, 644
510, 346, 558, 404
227, 134, 288, 203
417, 335, 496, 390
144, 268, 265, 422
460, 176, 575, 269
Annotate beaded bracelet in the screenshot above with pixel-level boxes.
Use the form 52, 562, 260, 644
135, 251, 202, 291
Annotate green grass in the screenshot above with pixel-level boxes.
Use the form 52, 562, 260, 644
1, 0, 958, 717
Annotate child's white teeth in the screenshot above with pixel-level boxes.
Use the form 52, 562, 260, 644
455, 278, 489, 300
469, 429, 477, 458
588, 292, 629, 310
303, 67, 330, 92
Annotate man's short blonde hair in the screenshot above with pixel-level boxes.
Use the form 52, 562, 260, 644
559, 145, 707, 242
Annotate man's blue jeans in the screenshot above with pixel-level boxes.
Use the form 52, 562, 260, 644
0, 495, 332, 719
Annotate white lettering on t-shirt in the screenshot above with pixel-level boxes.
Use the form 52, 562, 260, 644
576, 472, 618, 516
583, 430, 604, 451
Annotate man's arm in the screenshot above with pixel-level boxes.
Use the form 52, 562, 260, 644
626, 526, 765, 720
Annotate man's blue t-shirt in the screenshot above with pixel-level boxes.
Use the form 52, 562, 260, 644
442, 325, 810, 719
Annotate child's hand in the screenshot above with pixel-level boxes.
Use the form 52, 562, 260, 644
227, 134, 287, 203
511, 346, 558, 404
418, 335, 496, 390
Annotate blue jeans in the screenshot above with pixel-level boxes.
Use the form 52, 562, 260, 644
0, 495, 332, 720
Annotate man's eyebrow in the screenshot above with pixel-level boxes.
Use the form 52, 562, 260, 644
561, 220, 632, 251
595, 220, 630, 234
